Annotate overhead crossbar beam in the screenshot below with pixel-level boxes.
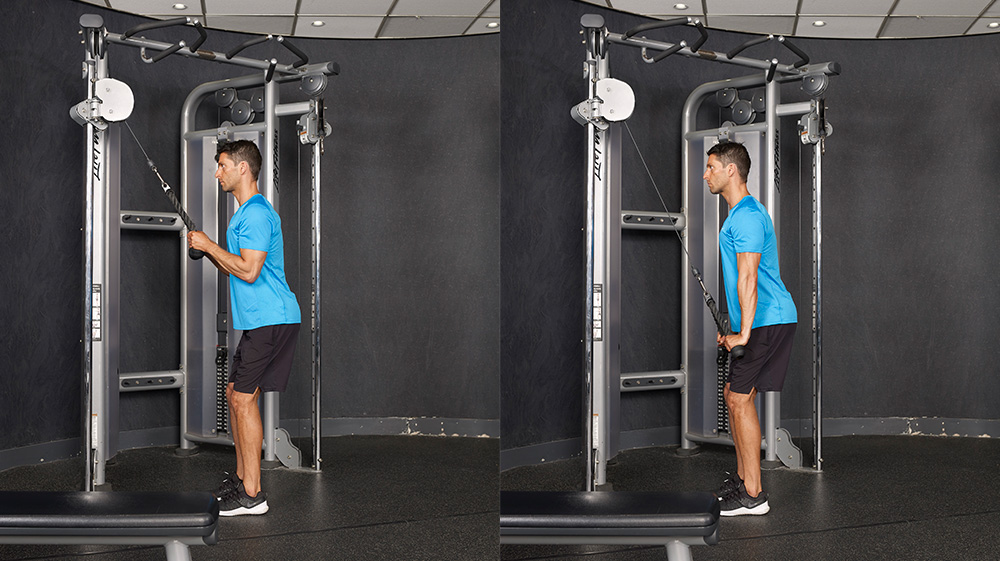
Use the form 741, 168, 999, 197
606, 32, 839, 78
105, 33, 307, 77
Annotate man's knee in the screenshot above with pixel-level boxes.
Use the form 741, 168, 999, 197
229, 387, 259, 412
725, 387, 756, 411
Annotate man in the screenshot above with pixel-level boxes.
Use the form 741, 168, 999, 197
702, 141, 797, 517
188, 140, 301, 517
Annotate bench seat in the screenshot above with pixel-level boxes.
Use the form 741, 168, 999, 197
0, 491, 219, 561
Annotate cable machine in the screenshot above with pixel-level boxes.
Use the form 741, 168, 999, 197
575, 14, 837, 489
73, 14, 337, 490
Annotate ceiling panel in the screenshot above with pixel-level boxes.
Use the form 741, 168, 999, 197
795, 16, 885, 38
391, 0, 491, 17
466, 17, 501, 35
965, 16, 1000, 33
891, 0, 993, 17
294, 16, 384, 39
108, 0, 196, 13
298, 0, 394, 16
706, 15, 795, 35
609, 0, 699, 15
379, 16, 477, 38
706, 0, 799, 16
880, 16, 977, 37
799, 0, 896, 16
92, 0, 1000, 39
204, 0, 298, 15
204, 15, 294, 35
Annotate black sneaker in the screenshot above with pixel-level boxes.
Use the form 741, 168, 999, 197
219, 482, 268, 517
211, 472, 241, 501
719, 483, 769, 516
715, 473, 742, 500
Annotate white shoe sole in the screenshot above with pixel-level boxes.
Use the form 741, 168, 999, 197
220, 501, 269, 517
720, 501, 769, 516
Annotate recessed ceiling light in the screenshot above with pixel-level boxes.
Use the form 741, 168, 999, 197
486, 22, 499, 29
989, 22, 1000, 28
812, 20, 827, 27
311, 20, 326, 27
172, 3, 187, 9
674, 3, 689, 9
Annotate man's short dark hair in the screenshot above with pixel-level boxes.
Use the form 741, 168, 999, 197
216, 139, 262, 181
707, 141, 751, 183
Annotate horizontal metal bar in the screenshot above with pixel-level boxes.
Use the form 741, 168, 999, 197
119, 370, 184, 392
276, 101, 311, 117
183, 122, 267, 141
106, 32, 300, 75
183, 432, 235, 447
621, 211, 685, 231
608, 32, 803, 75
685, 432, 768, 450
776, 101, 813, 117
120, 211, 183, 231
621, 370, 685, 392
684, 122, 767, 141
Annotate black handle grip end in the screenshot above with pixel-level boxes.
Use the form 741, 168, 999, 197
189, 248, 205, 260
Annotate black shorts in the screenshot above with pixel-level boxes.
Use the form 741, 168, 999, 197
230, 323, 300, 394
727, 322, 796, 395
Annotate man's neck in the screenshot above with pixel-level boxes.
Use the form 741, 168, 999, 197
233, 182, 260, 207
724, 185, 750, 209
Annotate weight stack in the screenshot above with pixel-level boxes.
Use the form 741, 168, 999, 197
716, 346, 730, 434
215, 346, 229, 434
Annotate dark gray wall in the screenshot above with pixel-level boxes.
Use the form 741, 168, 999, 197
0, 0, 498, 453
500, 0, 1000, 451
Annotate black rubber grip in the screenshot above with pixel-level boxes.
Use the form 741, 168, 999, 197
726, 35, 771, 60
150, 42, 184, 63
779, 36, 809, 68
690, 21, 708, 52
277, 36, 308, 68
623, 17, 689, 40
731, 345, 745, 360
189, 20, 207, 52
123, 17, 189, 39
226, 35, 270, 59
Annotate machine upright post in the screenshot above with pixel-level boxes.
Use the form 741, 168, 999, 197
311, 134, 322, 471
261, 77, 280, 465
80, 23, 122, 490
812, 141, 823, 471
761, 77, 781, 466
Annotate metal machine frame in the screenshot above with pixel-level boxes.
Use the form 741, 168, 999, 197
75, 14, 336, 489
575, 14, 837, 489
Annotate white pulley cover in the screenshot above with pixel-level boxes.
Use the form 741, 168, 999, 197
595, 78, 635, 122
94, 78, 134, 122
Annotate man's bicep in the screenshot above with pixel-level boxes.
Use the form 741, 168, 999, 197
240, 248, 267, 269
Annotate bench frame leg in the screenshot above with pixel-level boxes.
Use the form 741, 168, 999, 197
665, 539, 693, 561
163, 540, 192, 561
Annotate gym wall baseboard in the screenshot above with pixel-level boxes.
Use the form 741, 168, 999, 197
500, 417, 1000, 471
0, 417, 499, 473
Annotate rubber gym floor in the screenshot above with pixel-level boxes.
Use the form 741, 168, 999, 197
500, 435, 1000, 561
0, 435, 498, 561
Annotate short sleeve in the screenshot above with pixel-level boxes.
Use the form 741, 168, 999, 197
731, 209, 765, 254
237, 204, 272, 252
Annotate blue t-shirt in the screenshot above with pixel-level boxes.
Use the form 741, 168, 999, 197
226, 194, 301, 330
719, 195, 796, 333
